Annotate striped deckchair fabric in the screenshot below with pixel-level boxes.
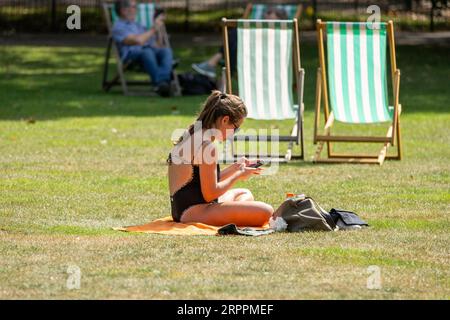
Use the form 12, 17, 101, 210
250, 4, 299, 20
109, 3, 155, 29
326, 22, 392, 123
237, 20, 296, 120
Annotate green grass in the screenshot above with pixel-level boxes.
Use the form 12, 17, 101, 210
0, 42, 449, 299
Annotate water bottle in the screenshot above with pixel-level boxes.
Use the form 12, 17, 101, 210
286, 193, 306, 201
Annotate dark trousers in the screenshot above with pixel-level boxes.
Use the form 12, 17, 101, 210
125, 46, 173, 85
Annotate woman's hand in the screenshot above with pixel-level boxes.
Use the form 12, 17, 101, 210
228, 157, 257, 173
235, 157, 259, 168
237, 164, 262, 181
228, 161, 243, 173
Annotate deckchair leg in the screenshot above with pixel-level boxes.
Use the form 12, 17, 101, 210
104, 66, 125, 91
393, 69, 402, 160
171, 70, 182, 97
396, 114, 402, 160
285, 102, 304, 161
378, 105, 404, 164
313, 113, 334, 163
313, 69, 322, 144
285, 121, 297, 161
377, 125, 394, 165
385, 104, 402, 161
378, 146, 388, 165
104, 61, 130, 95
103, 42, 130, 95
102, 38, 112, 91
300, 102, 305, 159
220, 67, 227, 93
314, 141, 325, 161
116, 60, 129, 95
288, 65, 305, 161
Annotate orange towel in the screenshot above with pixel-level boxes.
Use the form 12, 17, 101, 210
114, 216, 269, 236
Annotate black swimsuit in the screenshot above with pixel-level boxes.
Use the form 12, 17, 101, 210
168, 154, 220, 222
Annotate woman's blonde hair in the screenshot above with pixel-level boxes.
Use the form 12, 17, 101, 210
178, 90, 247, 143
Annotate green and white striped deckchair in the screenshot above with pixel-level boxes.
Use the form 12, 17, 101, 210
244, 3, 302, 20
237, 20, 296, 120
313, 20, 402, 165
222, 18, 305, 161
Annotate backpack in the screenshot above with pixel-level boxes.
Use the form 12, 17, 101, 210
177, 72, 217, 95
271, 195, 337, 232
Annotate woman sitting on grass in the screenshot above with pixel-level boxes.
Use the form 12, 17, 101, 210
167, 90, 273, 226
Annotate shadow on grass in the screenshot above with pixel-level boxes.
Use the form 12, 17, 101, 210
0, 44, 449, 121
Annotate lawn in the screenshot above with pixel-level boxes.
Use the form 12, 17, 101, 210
0, 40, 449, 299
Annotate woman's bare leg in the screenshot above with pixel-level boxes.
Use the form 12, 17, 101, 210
218, 188, 254, 202
180, 201, 273, 227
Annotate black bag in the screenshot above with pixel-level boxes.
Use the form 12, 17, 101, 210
178, 72, 217, 95
329, 208, 369, 230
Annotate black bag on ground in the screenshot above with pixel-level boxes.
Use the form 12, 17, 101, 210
177, 72, 217, 95
273, 196, 336, 232
329, 208, 369, 230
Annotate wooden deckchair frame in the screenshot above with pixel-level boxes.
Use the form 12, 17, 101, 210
313, 19, 402, 165
243, 3, 303, 20
221, 18, 305, 162
101, 1, 181, 96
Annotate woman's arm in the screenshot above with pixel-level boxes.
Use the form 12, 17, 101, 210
199, 146, 260, 202
200, 163, 241, 202
218, 162, 240, 181
219, 157, 257, 181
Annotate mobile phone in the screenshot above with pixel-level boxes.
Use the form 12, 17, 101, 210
248, 160, 265, 168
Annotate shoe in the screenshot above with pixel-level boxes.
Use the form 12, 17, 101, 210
156, 81, 171, 97
172, 59, 179, 69
192, 62, 216, 79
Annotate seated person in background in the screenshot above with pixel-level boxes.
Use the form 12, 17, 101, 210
112, 0, 173, 97
192, 6, 288, 80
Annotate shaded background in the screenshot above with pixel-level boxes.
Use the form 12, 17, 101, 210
0, 0, 449, 34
